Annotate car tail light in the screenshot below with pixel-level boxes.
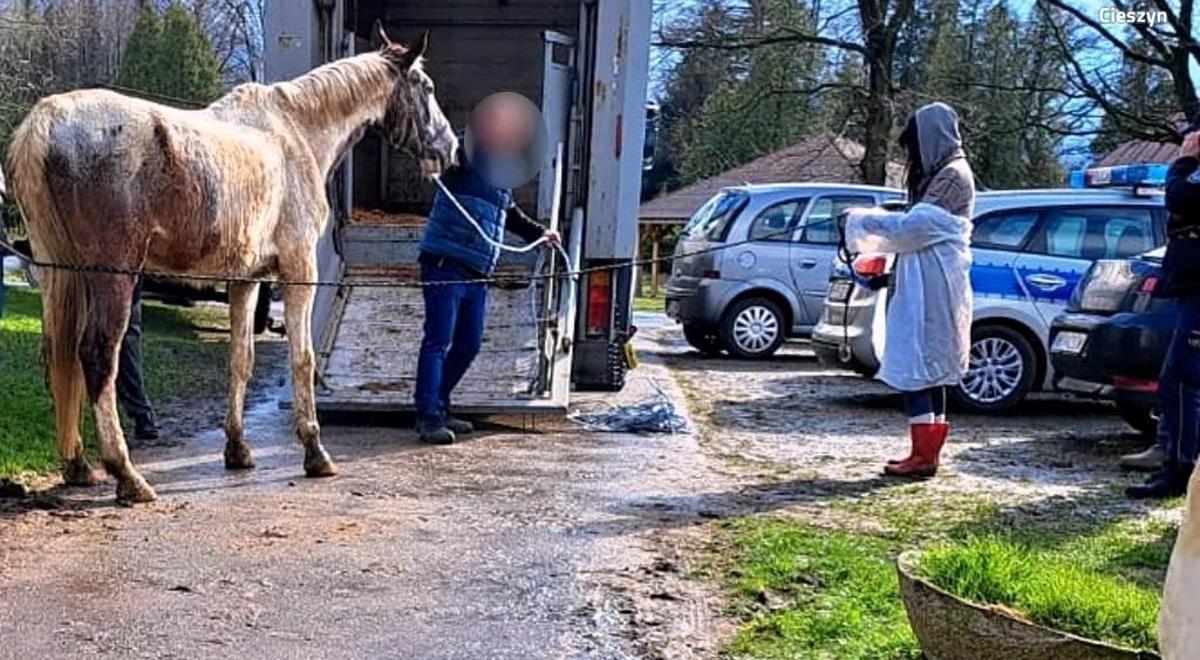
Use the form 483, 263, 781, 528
1114, 375, 1158, 393
853, 255, 887, 278
586, 271, 612, 338
1075, 260, 1137, 313
1140, 276, 1159, 294
702, 269, 721, 279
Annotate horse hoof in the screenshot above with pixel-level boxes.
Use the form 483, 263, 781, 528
116, 477, 157, 506
62, 458, 100, 487
304, 450, 338, 478
224, 443, 256, 470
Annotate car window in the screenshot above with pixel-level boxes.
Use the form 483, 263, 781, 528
747, 199, 807, 242
803, 195, 877, 244
1034, 206, 1156, 259
972, 211, 1039, 250
682, 190, 750, 242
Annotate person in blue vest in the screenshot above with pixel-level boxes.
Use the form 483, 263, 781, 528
415, 94, 558, 444
1126, 120, 1200, 498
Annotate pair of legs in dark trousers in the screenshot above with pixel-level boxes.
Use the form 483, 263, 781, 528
414, 256, 487, 432
902, 386, 947, 422
1129, 298, 1200, 498
119, 281, 157, 435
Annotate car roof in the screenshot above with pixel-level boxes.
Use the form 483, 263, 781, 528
975, 188, 1163, 215
725, 182, 903, 196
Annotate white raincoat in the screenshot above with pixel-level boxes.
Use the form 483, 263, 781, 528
845, 203, 973, 391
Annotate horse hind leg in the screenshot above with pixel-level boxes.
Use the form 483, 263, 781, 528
223, 282, 259, 470
41, 269, 97, 486
79, 274, 155, 504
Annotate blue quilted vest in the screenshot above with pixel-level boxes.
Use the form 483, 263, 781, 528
420, 159, 512, 277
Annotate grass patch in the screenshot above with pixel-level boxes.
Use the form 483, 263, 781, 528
916, 534, 1165, 651
711, 510, 1175, 658
634, 295, 664, 312
717, 518, 920, 659
0, 287, 229, 479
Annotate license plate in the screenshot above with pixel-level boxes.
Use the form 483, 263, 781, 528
666, 299, 681, 318
829, 280, 853, 302
1051, 331, 1088, 354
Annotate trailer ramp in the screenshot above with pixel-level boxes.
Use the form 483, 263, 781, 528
313, 211, 576, 414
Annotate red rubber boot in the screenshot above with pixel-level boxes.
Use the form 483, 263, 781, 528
886, 422, 949, 465
884, 423, 946, 478
886, 427, 918, 466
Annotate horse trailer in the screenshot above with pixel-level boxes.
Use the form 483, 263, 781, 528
263, 1, 652, 414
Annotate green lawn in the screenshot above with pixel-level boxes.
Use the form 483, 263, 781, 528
717, 519, 921, 659
711, 502, 1174, 658
0, 287, 229, 479
634, 295, 664, 312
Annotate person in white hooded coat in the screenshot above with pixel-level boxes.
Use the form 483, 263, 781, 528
843, 102, 975, 478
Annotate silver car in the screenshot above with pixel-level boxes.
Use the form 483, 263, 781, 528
812, 185, 1167, 413
664, 183, 903, 358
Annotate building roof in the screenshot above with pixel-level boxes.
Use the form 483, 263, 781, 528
640, 134, 905, 223
1094, 139, 1177, 168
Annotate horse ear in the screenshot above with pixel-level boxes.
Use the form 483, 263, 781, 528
399, 30, 429, 70
374, 19, 393, 50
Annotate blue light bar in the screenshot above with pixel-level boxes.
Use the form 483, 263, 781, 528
1068, 163, 1169, 189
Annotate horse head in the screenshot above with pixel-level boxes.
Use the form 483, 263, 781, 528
377, 25, 458, 173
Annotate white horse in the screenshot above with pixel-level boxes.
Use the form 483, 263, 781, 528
6, 25, 457, 504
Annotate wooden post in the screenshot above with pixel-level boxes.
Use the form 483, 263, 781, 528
649, 225, 661, 299
635, 223, 645, 297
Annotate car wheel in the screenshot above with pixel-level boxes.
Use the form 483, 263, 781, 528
719, 298, 785, 359
683, 323, 723, 355
1117, 401, 1158, 436
952, 325, 1038, 413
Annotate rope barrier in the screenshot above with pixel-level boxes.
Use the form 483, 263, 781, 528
0, 219, 832, 290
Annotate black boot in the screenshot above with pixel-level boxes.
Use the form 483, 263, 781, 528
417, 416, 455, 445
133, 413, 160, 441
1126, 463, 1193, 499
443, 414, 474, 435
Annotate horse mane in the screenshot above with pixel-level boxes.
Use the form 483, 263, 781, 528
269, 51, 402, 124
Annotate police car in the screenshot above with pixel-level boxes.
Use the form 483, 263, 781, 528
812, 164, 1169, 413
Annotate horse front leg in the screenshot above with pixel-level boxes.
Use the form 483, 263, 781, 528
223, 281, 260, 470
279, 262, 337, 478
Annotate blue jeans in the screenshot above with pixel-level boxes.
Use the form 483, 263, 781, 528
414, 257, 488, 423
1157, 298, 1200, 467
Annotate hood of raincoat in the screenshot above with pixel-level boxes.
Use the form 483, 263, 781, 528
915, 102, 965, 175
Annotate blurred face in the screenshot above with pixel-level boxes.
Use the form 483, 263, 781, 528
471, 92, 535, 156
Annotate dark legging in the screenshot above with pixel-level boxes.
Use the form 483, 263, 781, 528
902, 386, 947, 420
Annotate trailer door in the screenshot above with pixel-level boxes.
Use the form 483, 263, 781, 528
537, 30, 578, 408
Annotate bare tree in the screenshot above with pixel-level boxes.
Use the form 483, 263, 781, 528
658, 0, 915, 184
1037, 0, 1195, 144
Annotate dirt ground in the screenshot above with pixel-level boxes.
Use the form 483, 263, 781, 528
0, 311, 1176, 658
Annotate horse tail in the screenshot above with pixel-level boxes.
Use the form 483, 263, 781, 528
7, 98, 79, 264
6, 98, 89, 458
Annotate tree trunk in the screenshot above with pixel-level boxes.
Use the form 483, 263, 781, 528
860, 33, 894, 185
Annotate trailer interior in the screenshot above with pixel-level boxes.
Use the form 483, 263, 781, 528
274, 0, 651, 415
